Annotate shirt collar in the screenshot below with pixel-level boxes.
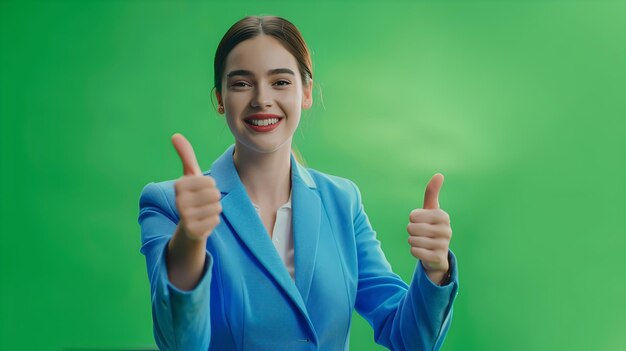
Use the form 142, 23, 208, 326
252, 189, 293, 211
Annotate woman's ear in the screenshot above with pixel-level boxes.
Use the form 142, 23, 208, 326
302, 80, 313, 110
215, 90, 224, 114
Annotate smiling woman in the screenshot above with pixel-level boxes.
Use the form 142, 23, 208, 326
218, 34, 312, 157
137, 15, 459, 351
226, 66, 299, 133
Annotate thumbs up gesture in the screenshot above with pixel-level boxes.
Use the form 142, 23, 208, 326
171, 133, 222, 241
407, 173, 452, 283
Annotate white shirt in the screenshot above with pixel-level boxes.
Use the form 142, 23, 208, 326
251, 190, 294, 280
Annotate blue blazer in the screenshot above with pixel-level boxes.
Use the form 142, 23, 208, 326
138, 144, 459, 351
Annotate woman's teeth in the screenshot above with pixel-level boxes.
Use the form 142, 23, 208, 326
247, 118, 279, 126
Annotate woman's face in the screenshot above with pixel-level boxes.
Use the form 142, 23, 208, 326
218, 35, 312, 155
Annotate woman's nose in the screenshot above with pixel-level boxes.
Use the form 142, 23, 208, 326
250, 85, 273, 108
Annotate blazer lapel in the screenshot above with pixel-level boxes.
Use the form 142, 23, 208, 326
291, 158, 320, 304
207, 145, 320, 317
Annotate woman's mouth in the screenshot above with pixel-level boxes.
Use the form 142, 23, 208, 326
244, 115, 283, 132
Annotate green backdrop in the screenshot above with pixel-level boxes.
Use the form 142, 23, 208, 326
1, 1, 625, 350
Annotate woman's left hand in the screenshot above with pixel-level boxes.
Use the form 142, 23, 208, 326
406, 173, 453, 285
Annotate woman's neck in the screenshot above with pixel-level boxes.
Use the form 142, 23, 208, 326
232, 142, 292, 208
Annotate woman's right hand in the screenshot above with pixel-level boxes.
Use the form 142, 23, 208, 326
171, 133, 222, 241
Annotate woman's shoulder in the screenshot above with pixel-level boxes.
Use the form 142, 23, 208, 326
299, 166, 362, 203
137, 178, 180, 219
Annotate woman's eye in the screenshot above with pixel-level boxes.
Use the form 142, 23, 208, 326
274, 80, 291, 87
231, 81, 250, 88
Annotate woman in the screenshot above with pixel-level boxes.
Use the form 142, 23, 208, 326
138, 15, 459, 351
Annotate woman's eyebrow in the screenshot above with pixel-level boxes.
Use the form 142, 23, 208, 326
268, 68, 295, 76
227, 68, 295, 78
227, 69, 253, 78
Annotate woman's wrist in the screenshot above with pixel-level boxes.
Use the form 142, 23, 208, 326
423, 261, 451, 286
166, 225, 208, 291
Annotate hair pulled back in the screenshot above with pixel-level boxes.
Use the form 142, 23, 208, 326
213, 16, 313, 93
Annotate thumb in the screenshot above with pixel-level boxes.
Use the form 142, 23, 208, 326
423, 173, 444, 209
171, 133, 202, 176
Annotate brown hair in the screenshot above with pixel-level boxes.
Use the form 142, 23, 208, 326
213, 16, 313, 93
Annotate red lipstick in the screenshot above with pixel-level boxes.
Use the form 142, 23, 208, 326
244, 114, 283, 133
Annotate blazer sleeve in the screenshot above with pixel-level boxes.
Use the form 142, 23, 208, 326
138, 182, 214, 351
349, 180, 460, 351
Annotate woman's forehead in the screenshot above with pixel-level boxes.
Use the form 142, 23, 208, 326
224, 35, 299, 75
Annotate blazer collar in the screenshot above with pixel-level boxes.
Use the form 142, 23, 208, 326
207, 144, 316, 192
206, 144, 321, 329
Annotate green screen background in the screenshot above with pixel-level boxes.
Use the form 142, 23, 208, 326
1, 1, 625, 350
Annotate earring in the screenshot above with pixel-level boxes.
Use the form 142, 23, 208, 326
218, 105, 224, 113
